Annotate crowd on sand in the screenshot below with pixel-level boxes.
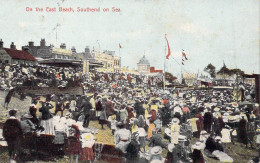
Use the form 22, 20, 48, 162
0, 63, 259, 163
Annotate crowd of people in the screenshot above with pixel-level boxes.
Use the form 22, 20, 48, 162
0, 63, 259, 163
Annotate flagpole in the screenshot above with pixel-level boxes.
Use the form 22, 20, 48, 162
181, 53, 183, 84
119, 45, 121, 72
164, 35, 166, 91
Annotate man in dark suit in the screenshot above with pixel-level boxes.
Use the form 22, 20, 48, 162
3, 109, 23, 161
80, 96, 93, 128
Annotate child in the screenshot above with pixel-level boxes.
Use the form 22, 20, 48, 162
108, 114, 117, 135
67, 124, 81, 163
53, 117, 67, 157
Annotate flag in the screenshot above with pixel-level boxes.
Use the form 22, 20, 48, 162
182, 50, 188, 60
119, 44, 122, 48
165, 34, 171, 59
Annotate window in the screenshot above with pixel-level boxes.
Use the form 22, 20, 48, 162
5, 60, 8, 63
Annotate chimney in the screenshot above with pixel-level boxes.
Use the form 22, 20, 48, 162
60, 43, 66, 49
23, 47, 29, 52
85, 46, 90, 53
29, 41, 34, 47
71, 46, 76, 53
10, 42, 16, 50
0, 39, 3, 49
40, 38, 46, 47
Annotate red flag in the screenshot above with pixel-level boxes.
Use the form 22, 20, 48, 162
182, 50, 188, 60
119, 44, 122, 48
165, 34, 171, 59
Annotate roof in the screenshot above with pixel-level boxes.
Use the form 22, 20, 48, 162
4, 48, 36, 61
138, 55, 150, 65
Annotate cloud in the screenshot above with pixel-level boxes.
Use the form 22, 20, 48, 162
18, 21, 42, 28
180, 22, 210, 35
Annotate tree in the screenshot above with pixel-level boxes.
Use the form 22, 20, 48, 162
165, 72, 177, 84
204, 63, 216, 78
217, 64, 244, 76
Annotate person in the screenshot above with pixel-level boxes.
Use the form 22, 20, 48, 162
108, 114, 117, 135
55, 98, 64, 117
3, 109, 23, 161
149, 146, 163, 162
20, 114, 37, 150
105, 97, 114, 117
192, 148, 205, 163
95, 96, 103, 119
80, 97, 93, 128
195, 111, 204, 138
238, 115, 248, 147
126, 132, 140, 161
67, 124, 81, 163
203, 112, 213, 133
114, 122, 131, 154
39, 101, 55, 135
4, 88, 14, 109
80, 133, 95, 162
149, 129, 168, 149
119, 104, 128, 124
99, 97, 108, 129
171, 118, 180, 144
53, 117, 67, 157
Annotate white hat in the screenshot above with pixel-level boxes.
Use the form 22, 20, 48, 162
171, 118, 180, 124
82, 133, 94, 141
215, 136, 221, 140
192, 142, 204, 150
200, 130, 208, 135
214, 107, 220, 112
167, 143, 175, 152
150, 146, 162, 155
164, 128, 171, 137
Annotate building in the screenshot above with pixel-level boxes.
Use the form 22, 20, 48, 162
85, 50, 120, 72
182, 73, 198, 86
137, 55, 150, 74
150, 67, 163, 74
22, 39, 83, 60
0, 40, 36, 65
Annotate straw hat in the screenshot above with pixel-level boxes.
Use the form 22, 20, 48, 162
65, 112, 72, 118
150, 146, 162, 155
23, 114, 33, 119
83, 133, 94, 141
214, 107, 220, 112
200, 130, 208, 135
192, 142, 204, 150
164, 128, 171, 137
171, 118, 180, 125
167, 143, 175, 152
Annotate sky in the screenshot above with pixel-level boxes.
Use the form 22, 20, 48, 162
0, 0, 259, 77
